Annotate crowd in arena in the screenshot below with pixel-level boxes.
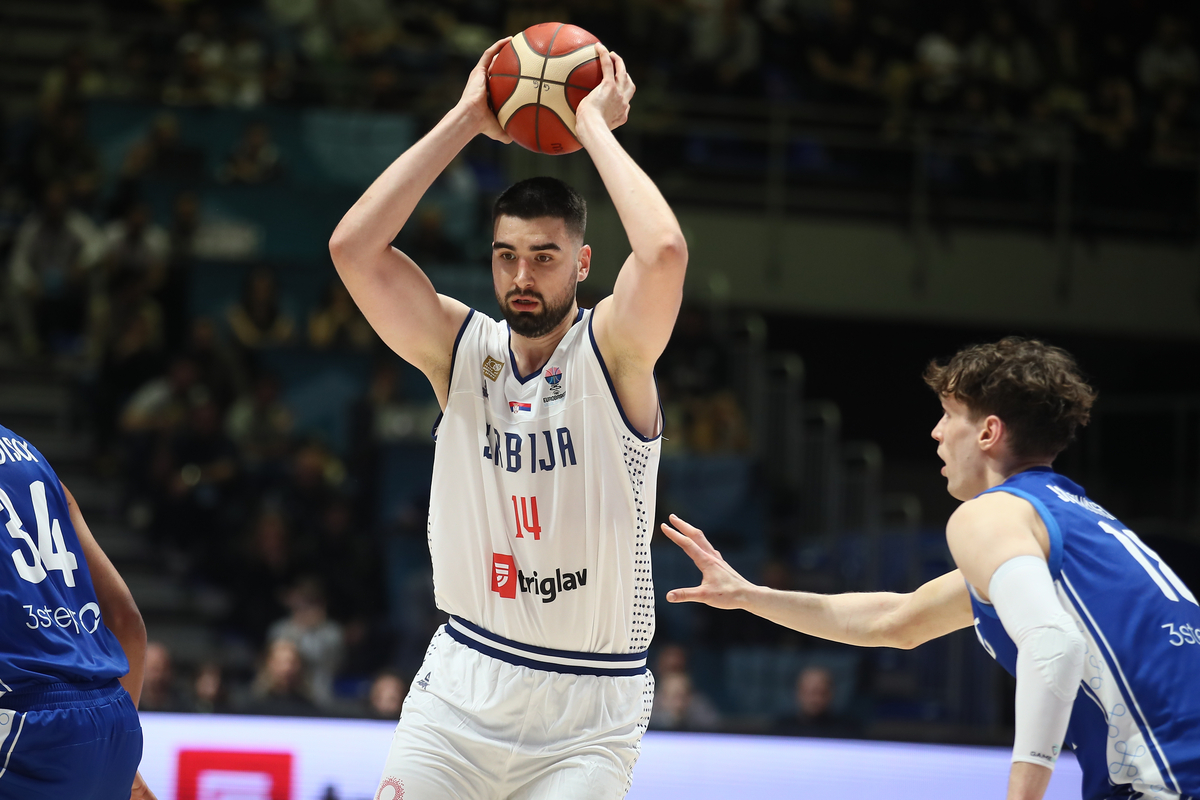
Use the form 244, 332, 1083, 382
2, 0, 1196, 728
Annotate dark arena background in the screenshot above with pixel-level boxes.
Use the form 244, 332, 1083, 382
2, 0, 1199, 797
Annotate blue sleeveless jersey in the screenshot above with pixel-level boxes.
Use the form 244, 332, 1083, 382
0, 425, 129, 698
969, 467, 1200, 800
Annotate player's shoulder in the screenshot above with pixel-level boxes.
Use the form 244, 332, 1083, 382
948, 491, 1041, 540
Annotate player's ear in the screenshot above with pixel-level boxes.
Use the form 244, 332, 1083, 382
577, 244, 591, 281
978, 415, 1004, 451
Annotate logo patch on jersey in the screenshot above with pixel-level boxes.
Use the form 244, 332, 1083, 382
544, 366, 562, 387
482, 356, 504, 381
377, 777, 405, 800
492, 553, 517, 599
509, 401, 532, 413
517, 566, 588, 603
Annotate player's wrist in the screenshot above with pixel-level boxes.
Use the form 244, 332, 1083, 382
574, 108, 610, 147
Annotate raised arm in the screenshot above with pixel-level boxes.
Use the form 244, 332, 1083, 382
578, 46, 688, 432
328, 39, 512, 405
663, 514, 973, 649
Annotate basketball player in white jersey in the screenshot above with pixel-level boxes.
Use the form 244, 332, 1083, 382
329, 38, 686, 800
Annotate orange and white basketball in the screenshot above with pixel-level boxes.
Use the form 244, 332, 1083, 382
487, 23, 603, 155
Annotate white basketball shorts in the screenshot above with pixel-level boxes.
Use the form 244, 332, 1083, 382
373, 617, 655, 800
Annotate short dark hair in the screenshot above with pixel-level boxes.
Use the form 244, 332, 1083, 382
492, 177, 587, 242
924, 337, 1097, 460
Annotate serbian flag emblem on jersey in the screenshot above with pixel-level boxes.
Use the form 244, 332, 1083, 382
509, 401, 532, 413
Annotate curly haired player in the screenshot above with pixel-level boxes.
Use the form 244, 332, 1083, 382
666, 337, 1200, 800
330, 38, 686, 800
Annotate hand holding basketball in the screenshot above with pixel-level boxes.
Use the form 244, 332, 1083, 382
459, 37, 514, 144
575, 43, 635, 137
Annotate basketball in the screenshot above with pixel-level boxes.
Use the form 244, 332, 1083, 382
487, 23, 603, 155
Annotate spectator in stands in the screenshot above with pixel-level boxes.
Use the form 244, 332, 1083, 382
183, 316, 246, 410
1080, 75, 1140, 156
40, 45, 106, 114
99, 201, 170, 292
143, 113, 206, 182
139, 641, 188, 712
649, 671, 721, 731
227, 21, 268, 108
87, 265, 165, 373
771, 665, 859, 738
914, 13, 967, 110
7, 181, 102, 357
226, 266, 295, 350
105, 43, 156, 104
239, 638, 319, 716
404, 207, 464, 266
308, 278, 376, 350
1150, 87, 1199, 168
231, 505, 299, 641
683, 0, 763, 95
226, 372, 294, 481
120, 355, 202, 436
964, 9, 1042, 100
91, 275, 167, 464
267, 576, 345, 709
364, 670, 408, 720
280, 441, 341, 544
23, 106, 102, 210
651, 643, 722, 727
190, 660, 230, 713
219, 122, 283, 184
1138, 15, 1199, 96
687, 390, 750, 453
805, 0, 878, 105
153, 396, 240, 572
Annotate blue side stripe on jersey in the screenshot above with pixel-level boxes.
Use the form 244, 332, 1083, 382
431, 308, 476, 441
586, 312, 663, 444
1060, 571, 1181, 794
444, 622, 647, 677
979, 485, 1064, 578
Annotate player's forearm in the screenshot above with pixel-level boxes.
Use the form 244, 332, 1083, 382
741, 585, 909, 648
1006, 761, 1052, 800
330, 104, 480, 263
575, 114, 687, 270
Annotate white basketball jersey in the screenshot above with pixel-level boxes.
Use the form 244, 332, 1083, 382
427, 308, 659, 655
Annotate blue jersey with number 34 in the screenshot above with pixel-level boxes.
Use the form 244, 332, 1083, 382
0, 424, 128, 697
970, 467, 1200, 800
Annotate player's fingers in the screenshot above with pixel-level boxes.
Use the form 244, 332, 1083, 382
666, 585, 704, 604
660, 522, 710, 563
481, 36, 512, 71
595, 42, 614, 81
668, 514, 718, 555
612, 51, 628, 83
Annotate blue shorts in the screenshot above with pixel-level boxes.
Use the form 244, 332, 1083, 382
0, 679, 142, 800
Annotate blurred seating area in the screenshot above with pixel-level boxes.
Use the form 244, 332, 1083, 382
7, 0, 1196, 740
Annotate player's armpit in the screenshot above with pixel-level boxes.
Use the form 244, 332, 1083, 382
945, 492, 1049, 604
63, 483, 147, 706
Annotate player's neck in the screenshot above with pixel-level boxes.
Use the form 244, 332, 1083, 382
983, 455, 1055, 490
509, 303, 580, 377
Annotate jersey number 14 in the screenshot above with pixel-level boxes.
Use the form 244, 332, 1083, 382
1, 480, 79, 587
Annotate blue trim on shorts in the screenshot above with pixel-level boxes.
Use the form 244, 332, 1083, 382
445, 616, 648, 677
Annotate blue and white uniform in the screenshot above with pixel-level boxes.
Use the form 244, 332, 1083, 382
376, 308, 660, 800
0, 424, 141, 800
970, 467, 1200, 800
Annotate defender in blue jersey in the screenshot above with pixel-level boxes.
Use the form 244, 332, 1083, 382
0, 424, 155, 800
663, 338, 1200, 800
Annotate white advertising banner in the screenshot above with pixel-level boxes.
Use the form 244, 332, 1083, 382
139, 712, 1083, 800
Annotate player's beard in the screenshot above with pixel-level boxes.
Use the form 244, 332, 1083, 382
498, 280, 577, 339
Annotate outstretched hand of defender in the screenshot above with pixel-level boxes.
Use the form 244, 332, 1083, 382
458, 37, 514, 144
662, 514, 753, 610
576, 43, 635, 132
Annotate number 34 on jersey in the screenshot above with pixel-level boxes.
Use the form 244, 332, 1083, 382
2, 480, 79, 587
